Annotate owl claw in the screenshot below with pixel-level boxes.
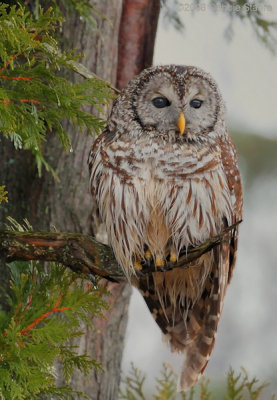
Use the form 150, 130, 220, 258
170, 252, 178, 263
144, 250, 152, 266
145, 249, 152, 259
133, 260, 143, 271
155, 257, 164, 268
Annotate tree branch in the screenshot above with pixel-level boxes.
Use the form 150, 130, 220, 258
0, 222, 241, 281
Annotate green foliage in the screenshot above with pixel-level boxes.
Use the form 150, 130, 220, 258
120, 363, 276, 400
0, 259, 108, 399
0, 2, 114, 397
0, 186, 8, 204
161, 0, 277, 52
154, 363, 180, 399
225, 367, 273, 400
7, 0, 102, 29
0, 3, 112, 177
0, 215, 109, 399
120, 362, 147, 400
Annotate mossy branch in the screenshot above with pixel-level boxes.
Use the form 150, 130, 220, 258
0, 221, 241, 282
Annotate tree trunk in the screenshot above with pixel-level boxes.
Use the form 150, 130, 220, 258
0, 0, 160, 398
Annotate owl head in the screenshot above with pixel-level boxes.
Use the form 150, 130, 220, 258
109, 65, 226, 143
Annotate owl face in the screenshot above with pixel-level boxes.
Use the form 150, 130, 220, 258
112, 65, 226, 143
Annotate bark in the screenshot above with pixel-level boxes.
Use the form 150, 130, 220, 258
117, 0, 160, 89
0, 1, 160, 398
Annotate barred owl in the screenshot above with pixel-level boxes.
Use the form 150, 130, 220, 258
88, 65, 242, 390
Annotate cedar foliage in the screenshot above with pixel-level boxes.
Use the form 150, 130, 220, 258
120, 363, 276, 400
0, 1, 112, 398
0, 186, 8, 204
0, 2, 111, 177
0, 219, 109, 399
0, 259, 108, 399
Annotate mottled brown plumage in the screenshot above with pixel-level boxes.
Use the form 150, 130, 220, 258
88, 65, 242, 390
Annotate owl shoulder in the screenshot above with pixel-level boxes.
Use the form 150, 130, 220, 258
88, 128, 117, 173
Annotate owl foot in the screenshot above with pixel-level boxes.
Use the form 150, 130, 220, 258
169, 251, 178, 263
144, 250, 167, 271
155, 257, 168, 271
142, 250, 176, 271
133, 260, 142, 271
155, 257, 164, 267
144, 250, 152, 266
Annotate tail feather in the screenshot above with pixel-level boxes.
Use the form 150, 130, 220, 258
136, 248, 228, 391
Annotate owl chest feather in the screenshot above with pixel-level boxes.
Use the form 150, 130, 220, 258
94, 138, 233, 268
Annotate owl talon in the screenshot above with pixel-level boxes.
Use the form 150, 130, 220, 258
144, 249, 151, 266
145, 250, 152, 259
155, 257, 164, 268
170, 252, 178, 263
133, 260, 143, 271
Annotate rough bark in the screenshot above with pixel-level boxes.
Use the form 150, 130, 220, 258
0, 1, 161, 398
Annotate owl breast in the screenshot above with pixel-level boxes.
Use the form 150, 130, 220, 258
91, 135, 233, 276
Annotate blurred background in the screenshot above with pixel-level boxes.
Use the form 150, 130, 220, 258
121, 2, 277, 397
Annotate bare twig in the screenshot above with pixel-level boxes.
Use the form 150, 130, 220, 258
42, 42, 120, 94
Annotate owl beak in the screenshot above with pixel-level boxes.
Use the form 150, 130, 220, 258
177, 112, 186, 135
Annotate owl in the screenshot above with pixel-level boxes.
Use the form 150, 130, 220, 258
88, 65, 242, 391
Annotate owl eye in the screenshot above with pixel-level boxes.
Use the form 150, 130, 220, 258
190, 99, 203, 109
152, 97, 171, 108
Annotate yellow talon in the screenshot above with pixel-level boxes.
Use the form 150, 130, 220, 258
155, 257, 164, 267
170, 252, 178, 263
145, 250, 151, 259
134, 260, 142, 271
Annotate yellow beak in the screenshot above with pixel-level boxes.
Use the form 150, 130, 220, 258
177, 112, 186, 135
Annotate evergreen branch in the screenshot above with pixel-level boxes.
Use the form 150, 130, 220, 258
20, 297, 70, 336
66, 58, 121, 94
42, 42, 120, 93
0, 259, 107, 398
0, 4, 113, 178
120, 363, 274, 399
0, 186, 8, 204
0, 221, 241, 281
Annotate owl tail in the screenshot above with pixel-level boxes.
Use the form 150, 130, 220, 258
136, 250, 227, 392
178, 245, 230, 391
177, 299, 218, 391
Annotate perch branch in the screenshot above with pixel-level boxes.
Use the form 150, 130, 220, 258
0, 221, 241, 281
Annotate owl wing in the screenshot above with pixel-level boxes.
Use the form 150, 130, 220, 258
88, 128, 116, 192
220, 135, 243, 283
136, 134, 242, 391
88, 128, 118, 245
